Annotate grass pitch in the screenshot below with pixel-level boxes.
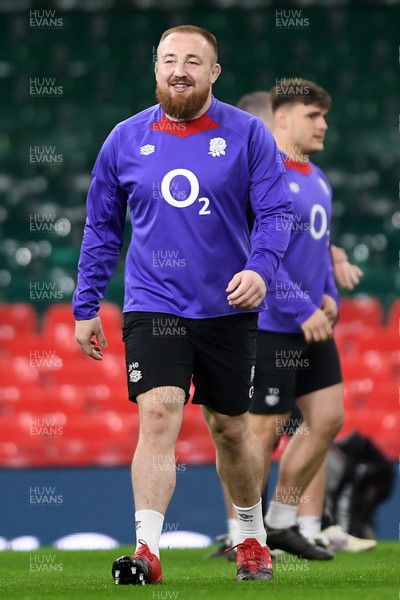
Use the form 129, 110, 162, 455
1, 542, 398, 600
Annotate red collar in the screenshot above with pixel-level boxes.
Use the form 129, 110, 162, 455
284, 157, 313, 175
149, 112, 220, 138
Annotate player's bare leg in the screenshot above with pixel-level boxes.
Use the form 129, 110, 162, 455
214, 412, 290, 552
264, 384, 343, 559
272, 384, 343, 506
202, 407, 264, 517
297, 460, 327, 540
113, 386, 184, 585
132, 386, 185, 541
249, 412, 291, 490
202, 406, 273, 580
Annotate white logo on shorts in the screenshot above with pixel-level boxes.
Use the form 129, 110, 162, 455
128, 362, 142, 383
265, 387, 280, 406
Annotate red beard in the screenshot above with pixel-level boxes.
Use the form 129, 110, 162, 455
156, 79, 211, 121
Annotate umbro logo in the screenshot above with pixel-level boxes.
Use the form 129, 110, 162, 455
237, 513, 253, 521
140, 144, 155, 156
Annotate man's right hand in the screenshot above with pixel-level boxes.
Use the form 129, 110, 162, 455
75, 316, 108, 361
300, 308, 333, 343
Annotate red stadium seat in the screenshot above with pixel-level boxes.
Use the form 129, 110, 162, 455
0, 303, 38, 335
343, 378, 374, 411
0, 413, 62, 467
59, 412, 139, 466
43, 353, 126, 387
388, 299, 400, 332
334, 326, 375, 358
338, 297, 383, 329
175, 436, 216, 464
372, 381, 399, 411
0, 356, 40, 386
44, 385, 87, 415
358, 329, 399, 354
343, 378, 398, 412
176, 406, 215, 464
341, 354, 391, 384
80, 384, 132, 413
43, 302, 122, 332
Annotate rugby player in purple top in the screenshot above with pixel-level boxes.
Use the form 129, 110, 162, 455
247, 79, 345, 559
214, 90, 366, 560
73, 25, 292, 583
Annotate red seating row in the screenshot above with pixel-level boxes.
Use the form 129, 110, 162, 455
1, 298, 399, 336
1, 378, 397, 418
0, 398, 216, 467
0, 302, 123, 342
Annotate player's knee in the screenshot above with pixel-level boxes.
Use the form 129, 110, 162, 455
139, 401, 183, 439
317, 409, 345, 441
207, 414, 247, 448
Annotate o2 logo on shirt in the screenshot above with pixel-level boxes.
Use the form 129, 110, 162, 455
161, 168, 211, 215
309, 204, 328, 240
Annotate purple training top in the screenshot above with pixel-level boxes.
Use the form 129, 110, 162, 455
259, 157, 339, 334
72, 97, 292, 320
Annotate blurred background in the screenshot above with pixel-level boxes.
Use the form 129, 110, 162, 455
0, 0, 399, 548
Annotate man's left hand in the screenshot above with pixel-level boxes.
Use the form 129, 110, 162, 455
226, 270, 267, 310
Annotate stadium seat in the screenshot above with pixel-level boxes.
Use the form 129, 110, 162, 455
341, 353, 391, 383
388, 299, 400, 332
0, 303, 37, 334
338, 297, 384, 328
343, 378, 375, 411
59, 412, 139, 466
372, 381, 399, 411
344, 378, 398, 412
175, 437, 216, 465
42, 302, 123, 333
176, 407, 215, 464
334, 326, 375, 357
0, 413, 63, 467
0, 356, 40, 386
80, 384, 132, 413
358, 329, 399, 354
43, 353, 125, 386
6, 333, 43, 357
45, 385, 87, 415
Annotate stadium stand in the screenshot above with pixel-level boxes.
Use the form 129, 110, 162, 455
0, 3, 399, 467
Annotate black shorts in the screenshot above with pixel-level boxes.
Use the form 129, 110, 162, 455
123, 311, 258, 416
250, 331, 342, 416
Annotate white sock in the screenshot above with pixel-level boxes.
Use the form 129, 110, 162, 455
233, 498, 266, 546
228, 517, 240, 547
298, 516, 322, 538
135, 509, 164, 558
265, 501, 298, 529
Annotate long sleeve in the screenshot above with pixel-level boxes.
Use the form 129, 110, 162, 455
273, 259, 319, 327
245, 123, 293, 287
72, 127, 128, 320
324, 243, 340, 308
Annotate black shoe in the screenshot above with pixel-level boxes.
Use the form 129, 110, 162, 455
266, 524, 334, 560
112, 541, 162, 585
204, 534, 237, 562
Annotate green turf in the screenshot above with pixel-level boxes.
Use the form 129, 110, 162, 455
0, 543, 398, 600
